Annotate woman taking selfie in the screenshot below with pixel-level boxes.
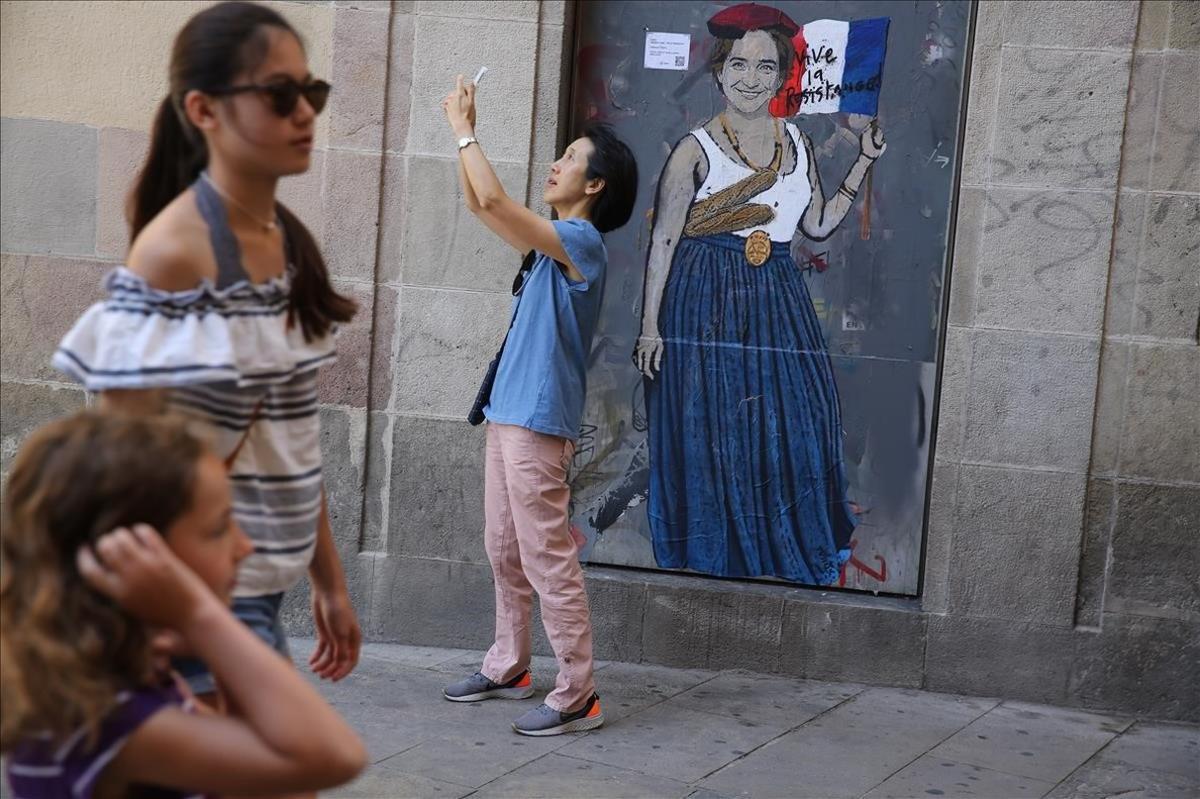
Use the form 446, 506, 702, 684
439, 75, 638, 736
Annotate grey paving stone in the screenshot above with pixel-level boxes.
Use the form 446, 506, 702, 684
929, 701, 1128, 782
662, 670, 862, 731
369, 643, 481, 670
301, 660, 443, 713
329, 661, 548, 731
699, 688, 996, 799
375, 722, 575, 789
1096, 722, 1200, 778
344, 712, 444, 765
288, 641, 1200, 799
471, 752, 692, 798
1046, 758, 1200, 799
556, 702, 783, 784
862, 754, 1055, 799
330, 760, 472, 799
683, 790, 734, 799
587, 661, 719, 723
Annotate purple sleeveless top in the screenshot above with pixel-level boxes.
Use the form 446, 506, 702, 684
4, 683, 203, 799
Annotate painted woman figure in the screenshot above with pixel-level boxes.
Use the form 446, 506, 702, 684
634, 3, 886, 584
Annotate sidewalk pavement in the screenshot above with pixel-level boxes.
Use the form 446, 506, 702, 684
293, 639, 1199, 799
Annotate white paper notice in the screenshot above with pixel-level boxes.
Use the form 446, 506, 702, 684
644, 32, 690, 71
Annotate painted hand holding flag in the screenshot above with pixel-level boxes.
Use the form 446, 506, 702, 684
769, 17, 890, 118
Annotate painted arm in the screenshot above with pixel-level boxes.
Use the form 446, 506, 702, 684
443, 77, 583, 282
81, 525, 367, 795
634, 135, 705, 379
800, 122, 886, 241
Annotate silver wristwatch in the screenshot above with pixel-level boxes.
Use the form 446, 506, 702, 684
457, 136, 478, 151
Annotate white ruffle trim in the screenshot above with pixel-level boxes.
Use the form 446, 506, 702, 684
53, 267, 337, 390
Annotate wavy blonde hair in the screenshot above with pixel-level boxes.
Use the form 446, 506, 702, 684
1, 411, 205, 750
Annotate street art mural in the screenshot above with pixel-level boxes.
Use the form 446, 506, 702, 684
568, 1, 973, 595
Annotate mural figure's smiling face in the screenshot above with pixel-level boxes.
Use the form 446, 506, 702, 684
719, 30, 783, 114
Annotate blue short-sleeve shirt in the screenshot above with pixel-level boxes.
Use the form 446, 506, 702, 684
484, 218, 606, 440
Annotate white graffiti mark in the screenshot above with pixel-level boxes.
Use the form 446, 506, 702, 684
922, 142, 950, 168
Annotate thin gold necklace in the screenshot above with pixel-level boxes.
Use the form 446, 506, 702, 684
201, 171, 278, 232
719, 113, 783, 172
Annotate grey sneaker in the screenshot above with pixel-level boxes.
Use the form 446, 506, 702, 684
512, 693, 604, 736
443, 670, 534, 703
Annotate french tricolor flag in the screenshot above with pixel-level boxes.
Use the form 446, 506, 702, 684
770, 17, 890, 118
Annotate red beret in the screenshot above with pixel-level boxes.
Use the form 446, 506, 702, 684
707, 3, 800, 38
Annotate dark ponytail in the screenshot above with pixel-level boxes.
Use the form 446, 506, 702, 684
277, 205, 356, 341
128, 97, 206, 241
126, 1, 354, 340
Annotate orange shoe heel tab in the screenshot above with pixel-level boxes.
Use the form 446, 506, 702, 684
586, 700, 602, 718
516, 673, 532, 687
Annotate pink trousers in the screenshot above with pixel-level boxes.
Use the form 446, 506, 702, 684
479, 422, 596, 712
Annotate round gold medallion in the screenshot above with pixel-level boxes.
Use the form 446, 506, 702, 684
744, 230, 771, 267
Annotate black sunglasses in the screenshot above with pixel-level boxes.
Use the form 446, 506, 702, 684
209, 78, 331, 117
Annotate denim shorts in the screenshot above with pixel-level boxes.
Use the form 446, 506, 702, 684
174, 592, 290, 695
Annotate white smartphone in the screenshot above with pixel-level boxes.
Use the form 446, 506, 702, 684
472, 66, 489, 86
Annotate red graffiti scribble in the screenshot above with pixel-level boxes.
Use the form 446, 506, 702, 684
838, 539, 887, 586
768, 30, 808, 118
795, 246, 830, 273
570, 525, 588, 552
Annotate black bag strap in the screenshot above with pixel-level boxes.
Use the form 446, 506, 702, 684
495, 250, 539, 353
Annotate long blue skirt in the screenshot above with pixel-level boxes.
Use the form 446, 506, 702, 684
646, 233, 856, 585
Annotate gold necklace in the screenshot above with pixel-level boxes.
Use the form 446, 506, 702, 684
719, 114, 783, 172
201, 171, 278, 232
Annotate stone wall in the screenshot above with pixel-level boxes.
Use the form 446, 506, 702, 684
1, 0, 1196, 721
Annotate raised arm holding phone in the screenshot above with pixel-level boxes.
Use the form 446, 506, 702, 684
439, 73, 639, 737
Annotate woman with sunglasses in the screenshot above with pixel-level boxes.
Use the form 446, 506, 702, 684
52, 1, 361, 701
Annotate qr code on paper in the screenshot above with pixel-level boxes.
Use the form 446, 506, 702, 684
675, 56, 685, 67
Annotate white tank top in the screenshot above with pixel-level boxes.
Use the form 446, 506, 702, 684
692, 122, 812, 243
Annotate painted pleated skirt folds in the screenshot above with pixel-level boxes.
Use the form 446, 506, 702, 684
646, 233, 856, 585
